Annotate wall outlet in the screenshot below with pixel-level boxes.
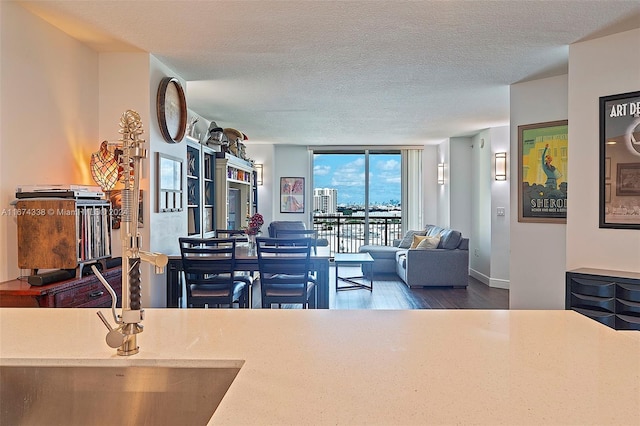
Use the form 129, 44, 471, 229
497, 207, 506, 216
474, 248, 479, 257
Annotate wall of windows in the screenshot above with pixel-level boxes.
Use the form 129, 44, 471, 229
312, 149, 409, 252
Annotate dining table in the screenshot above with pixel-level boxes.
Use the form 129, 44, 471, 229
165, 245, 331, 309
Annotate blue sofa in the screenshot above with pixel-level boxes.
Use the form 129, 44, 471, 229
359, 225, 469, 288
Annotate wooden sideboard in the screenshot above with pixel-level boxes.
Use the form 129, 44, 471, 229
0, 266, 121, 308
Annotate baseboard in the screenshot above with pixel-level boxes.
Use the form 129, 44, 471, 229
489, 278, 510, 290
469, 269, 509, 289
469, 268, 490, 286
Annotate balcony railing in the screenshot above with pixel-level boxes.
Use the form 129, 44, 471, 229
312, 214, 403, 255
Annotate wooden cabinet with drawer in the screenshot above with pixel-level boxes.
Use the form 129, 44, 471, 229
0, 267, 121, 308
566, 268, 640, 331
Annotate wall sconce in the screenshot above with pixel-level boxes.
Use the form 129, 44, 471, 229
437, 163, 445, 185
255, 163, 263, 186
494, 152, 507, 181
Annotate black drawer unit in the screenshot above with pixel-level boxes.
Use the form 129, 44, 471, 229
570, 292, 615, 313
566, 268, 640, 331
574, 307, 616, 328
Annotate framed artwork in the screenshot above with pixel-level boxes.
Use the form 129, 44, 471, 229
518, 120, 568, 223
280, 177, 305, 213
157, 152, 184, 212
109, 190, 143, 229
599, 90, 640, 229
616, 163, 640, 196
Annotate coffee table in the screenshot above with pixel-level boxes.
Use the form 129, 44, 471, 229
334, 253, 374, 291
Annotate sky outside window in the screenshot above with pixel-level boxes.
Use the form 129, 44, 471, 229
313, 153, 401, 207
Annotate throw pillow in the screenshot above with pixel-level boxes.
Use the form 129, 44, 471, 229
398, 230, 426, 249
416, 235, 441, 250
410, 234, 429, 249
439, 229, 462, 249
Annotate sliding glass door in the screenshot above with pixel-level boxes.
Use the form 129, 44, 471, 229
312, 150, 402, 253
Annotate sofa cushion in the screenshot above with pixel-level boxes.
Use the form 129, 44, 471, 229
457, 238, 469, 250
410, 234, 427, 248
425, 225, 444, 237
359, 245, 401, 260
438, 229, 462, 249
268, 221, 305, 237
398, 230, 427, 249
396, 251, 407, 269
416, 235, 440, 249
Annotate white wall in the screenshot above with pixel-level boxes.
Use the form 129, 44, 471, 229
145, 56, 196, 307
437, 137, 473, 235
510, 75, 568, 309
248, 144, 275, 229
462, 128, 510, 290
436, 141, 450, 227
511, 30, 640, 309
272, 145, 313, 226
489, 126, 510, 289
450, 137, 472, 238
0, 2, 99, 281
566, 28, 640, 273
469, 132, 492, 283
422, 145, 438, 227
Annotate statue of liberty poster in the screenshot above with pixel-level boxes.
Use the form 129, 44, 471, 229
518, 120, 568, 223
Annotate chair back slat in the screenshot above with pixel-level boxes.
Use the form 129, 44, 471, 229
178, 237, 248, 308
179, 237, 236, 274
256, 237, 314, 308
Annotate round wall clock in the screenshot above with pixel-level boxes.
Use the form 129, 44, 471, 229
156, 77, 187, 143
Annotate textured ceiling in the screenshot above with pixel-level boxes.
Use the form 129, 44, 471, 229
18, 1, 640, 146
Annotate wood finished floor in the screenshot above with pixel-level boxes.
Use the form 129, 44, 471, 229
252, 265, 509, 310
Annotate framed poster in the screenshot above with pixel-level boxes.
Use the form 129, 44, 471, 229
599, 90, 640, 229
280, 177, 305, 213
518, 120, 568, 223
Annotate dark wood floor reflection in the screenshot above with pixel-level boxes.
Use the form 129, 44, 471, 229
252, 265, 509, 310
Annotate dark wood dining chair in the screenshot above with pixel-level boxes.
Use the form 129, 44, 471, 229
178, 237, 250, 308
256, 237, 316, 309
215, 229, 256, 299
272, 229, 320, 284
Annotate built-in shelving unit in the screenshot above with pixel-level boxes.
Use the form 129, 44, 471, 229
252, 169, 259, 214
215, 153, 256, 231
186, 136, 216, 237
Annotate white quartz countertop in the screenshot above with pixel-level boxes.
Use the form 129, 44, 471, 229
1, 308, 639, 425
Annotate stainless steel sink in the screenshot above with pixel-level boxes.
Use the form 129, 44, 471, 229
0, 362, 243, 426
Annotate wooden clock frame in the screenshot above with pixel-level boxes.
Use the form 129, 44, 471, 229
156, 77, 187, 144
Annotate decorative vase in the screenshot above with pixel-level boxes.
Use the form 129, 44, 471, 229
247, 234, 257, 256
